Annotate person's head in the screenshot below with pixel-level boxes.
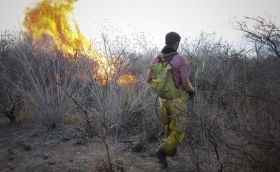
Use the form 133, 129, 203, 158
165, 32, 181, 50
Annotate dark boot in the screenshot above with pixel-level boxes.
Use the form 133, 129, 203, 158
170, 148, 178, 156
155, 149, 168, 168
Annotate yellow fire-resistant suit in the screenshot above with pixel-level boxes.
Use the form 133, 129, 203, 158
158, 90, 187, 156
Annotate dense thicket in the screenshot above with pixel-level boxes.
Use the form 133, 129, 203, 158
0, 16, 279, 171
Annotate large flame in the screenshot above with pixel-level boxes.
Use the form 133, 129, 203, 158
23, 0, 134, 85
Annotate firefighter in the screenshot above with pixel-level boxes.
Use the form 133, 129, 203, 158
146, 32, 195, 168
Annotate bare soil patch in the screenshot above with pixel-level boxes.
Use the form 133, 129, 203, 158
0, 123, 91, 172
0, 121, 194, 172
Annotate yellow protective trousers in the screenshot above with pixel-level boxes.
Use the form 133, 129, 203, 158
158, 90, 187, 156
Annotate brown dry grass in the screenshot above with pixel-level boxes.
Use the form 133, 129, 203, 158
64, 115, 85, 126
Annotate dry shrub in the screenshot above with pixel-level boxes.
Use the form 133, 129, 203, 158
1, 33, 85, 129
64, 114, 85, 126
180, 31, 280, 171
2, 24, 279, 171
90, 141, 116, 172
92, 155, 113, 172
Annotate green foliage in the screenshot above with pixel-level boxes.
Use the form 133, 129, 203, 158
188, 60, 205, 81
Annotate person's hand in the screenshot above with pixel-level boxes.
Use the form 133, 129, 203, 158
187, 90, 195, 100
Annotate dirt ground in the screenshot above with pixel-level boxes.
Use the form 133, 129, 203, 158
0, 119, 195, 172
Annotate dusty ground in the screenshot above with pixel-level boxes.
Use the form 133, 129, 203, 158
0, 119, 194, 172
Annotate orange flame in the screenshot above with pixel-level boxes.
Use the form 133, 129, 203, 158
23, 0, 134, 85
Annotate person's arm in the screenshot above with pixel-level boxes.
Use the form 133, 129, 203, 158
181, 76, 195, 99
181, 76, 194, 92
146, 71, 152, 84
146, 55, 159, 84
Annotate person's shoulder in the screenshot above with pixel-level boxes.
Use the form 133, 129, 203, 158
174, 53, 185, 58
153, 54, 161, 61
173, 54, 187, 62
152, 54, 159, 59
150, 55, 160, 64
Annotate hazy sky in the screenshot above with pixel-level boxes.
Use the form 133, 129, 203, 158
1, 0, 280, 46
